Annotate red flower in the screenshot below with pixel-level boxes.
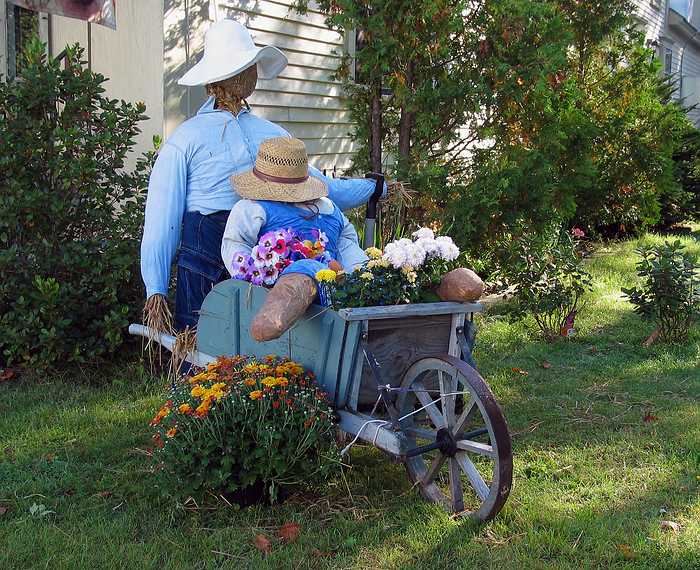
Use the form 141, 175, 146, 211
272, 401, 280, 409
272, 239, 287, 254
572, 228, 585, 238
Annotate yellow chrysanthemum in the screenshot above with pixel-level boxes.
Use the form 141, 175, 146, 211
166, 427, 178, 438
244, 378, 257, 387
261, 376, 279, 388
178, 403, 192, 415
191, 385, 206, 398
360, 272, 374, 281
315, 269, 337, 283
249, 390, 263, 400
365, 246, 383, 259
243, 364, 259, 373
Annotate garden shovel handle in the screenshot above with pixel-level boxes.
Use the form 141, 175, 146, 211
364, 173, 385, 249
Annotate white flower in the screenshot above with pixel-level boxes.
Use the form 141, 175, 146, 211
383, 237, 427, 268
435, 236, 460, 261
382, 241, 407, 269
404, 242, 427, 267
412, 227, 435, 240
415, 237, 441, 258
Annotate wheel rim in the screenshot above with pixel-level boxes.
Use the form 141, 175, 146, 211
396, 355, 512, 521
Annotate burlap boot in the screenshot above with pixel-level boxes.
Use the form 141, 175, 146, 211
250, 273, 318, 341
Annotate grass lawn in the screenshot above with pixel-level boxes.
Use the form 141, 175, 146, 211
1, 231, 698, 569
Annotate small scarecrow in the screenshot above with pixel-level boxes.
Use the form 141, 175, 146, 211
140, 20, 383, 334
221, 137, 369, 341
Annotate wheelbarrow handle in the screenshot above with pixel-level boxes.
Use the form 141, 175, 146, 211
364, 172, 385, 249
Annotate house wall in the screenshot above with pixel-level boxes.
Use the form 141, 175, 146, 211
164, 0, 356, 173
50, 0, 165, 159
633, 0, 667, 41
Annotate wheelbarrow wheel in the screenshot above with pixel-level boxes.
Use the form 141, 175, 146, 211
396, 355, 512, 521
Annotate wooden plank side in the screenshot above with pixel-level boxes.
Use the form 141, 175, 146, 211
338, 302, 485, 321
357, 314, 454, 405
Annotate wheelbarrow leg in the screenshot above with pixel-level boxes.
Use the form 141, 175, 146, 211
457, 316, 478, 371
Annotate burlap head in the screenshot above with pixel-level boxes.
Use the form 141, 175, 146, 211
206, 65, 258, 114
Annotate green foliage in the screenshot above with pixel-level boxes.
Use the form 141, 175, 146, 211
661, 127, 700, 227
151, 356, 339, 502
298, 0, 698, 257
622, 241, 699, 343
0, 39, 152, 367
498, 226, 592, 342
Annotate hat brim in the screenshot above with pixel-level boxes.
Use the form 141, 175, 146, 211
231, 171, 328, 203
178, 45, 287, 86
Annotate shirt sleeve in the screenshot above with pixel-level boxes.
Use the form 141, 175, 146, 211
140, 142, 188, 298
221, 200, 267, 276
337, 213, 369, 271
308, 165, 387, 211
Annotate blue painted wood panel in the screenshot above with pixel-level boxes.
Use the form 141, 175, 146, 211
197, 279, 360, 406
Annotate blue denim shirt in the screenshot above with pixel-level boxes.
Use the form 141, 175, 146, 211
140, 97, 381, 298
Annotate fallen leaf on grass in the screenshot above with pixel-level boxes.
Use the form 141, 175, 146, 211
253, 534, 271, 554
541, 361, 552, 369
61, 489, 75, 497
45, 453, 56, 462
3, 447, 15, 461
96, 491, 113, 498
0, 505, 9, 516
643, 413, 659, 423
660, 520, 681, 533
0, 369, 15, 382
617, 544, 636, 559
511, 367, 529, 376
277, 522, 300, 543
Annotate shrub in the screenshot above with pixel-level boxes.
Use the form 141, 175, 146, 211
151, 356, 339, 503
622, 241, 699, 343
498, 226, 592, 342
0, 39, 152, 367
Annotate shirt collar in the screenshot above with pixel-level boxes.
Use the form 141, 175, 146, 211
197, 96, 251, 117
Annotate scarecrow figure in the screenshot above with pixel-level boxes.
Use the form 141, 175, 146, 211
221, 137, 368, 341
140, 20, 384, 333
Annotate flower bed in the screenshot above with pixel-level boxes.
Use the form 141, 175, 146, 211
150, 355, 339, 503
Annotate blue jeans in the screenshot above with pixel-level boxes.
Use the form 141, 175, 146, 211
175, 211, 230, 331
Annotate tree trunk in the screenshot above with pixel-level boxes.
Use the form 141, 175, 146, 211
370, 79, 382, 173
397, 60, 415, 178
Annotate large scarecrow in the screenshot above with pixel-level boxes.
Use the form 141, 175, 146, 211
140, 20, 382, 332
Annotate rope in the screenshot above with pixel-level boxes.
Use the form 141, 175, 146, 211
339, 390, 471, 456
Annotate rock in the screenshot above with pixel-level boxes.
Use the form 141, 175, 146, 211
436, 268, 485, 303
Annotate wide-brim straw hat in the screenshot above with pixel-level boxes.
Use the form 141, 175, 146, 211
178, 19, 287, 86
232, 137, 328, 202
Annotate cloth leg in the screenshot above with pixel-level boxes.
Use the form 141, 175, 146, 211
174, 211, 231, 331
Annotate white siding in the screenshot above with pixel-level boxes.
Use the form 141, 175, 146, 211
50, 0, 165, 161
164, 0, 356, 173
633, 0, 667, 40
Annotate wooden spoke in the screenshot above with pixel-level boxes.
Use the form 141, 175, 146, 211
456, 439, 496, 458
448, 458, 464, 512
399, 356, 513, 521
422, 453, 447, 484
438, 370, 457, 428
456, 452, 489, 501
452, 396, 477, 435
403, 426, 437, 441
413, 381, 447, 429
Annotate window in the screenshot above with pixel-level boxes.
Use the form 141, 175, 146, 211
665, 47, 674, 75
2, 2, 48, 80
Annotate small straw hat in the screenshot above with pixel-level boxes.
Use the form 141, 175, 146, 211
232, 138, 328, 202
